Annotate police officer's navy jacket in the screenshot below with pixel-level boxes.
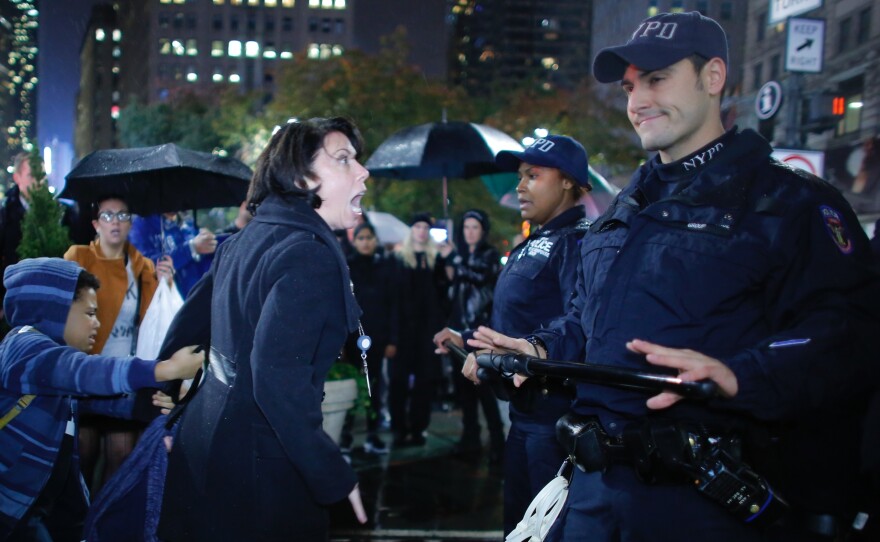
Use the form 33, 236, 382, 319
535, 128, 880, 434
491, 205, 588, 424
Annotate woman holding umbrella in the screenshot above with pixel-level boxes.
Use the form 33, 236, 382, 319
156, 117, 369, 541
434, 135, 591, 535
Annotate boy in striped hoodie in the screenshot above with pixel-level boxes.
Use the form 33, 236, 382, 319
0, 258, 202, 541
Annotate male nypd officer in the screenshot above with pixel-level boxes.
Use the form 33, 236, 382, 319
470, 10, 880, 541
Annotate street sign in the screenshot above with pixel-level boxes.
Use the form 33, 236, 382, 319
786, 18, 825, 73
772, 148, 825, 177
769, 0, 823, 25
756, 81, 783, 120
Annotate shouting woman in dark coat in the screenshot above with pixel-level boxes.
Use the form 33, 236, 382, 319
157, 118, 370, 541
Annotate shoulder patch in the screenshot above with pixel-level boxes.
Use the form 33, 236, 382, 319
819, 205, 853, 255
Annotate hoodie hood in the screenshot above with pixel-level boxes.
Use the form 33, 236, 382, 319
3, 258, 83, 343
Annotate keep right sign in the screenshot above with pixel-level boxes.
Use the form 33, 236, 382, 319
785, 17, 825, 73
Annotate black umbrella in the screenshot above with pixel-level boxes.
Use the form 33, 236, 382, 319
365, 121, 523, 219
60, 143, 252, 216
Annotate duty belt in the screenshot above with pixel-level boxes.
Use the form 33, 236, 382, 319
209, 347, 236, 386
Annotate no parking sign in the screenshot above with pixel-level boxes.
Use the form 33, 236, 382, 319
772, 148, 825, 178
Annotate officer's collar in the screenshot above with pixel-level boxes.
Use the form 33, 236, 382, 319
533, 205, 586, 236
651, 127, 739, 183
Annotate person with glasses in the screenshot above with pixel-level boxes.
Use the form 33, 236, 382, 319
64, 194, 175, 492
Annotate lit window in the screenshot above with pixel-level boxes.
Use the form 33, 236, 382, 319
245, 41, 260, 57
229, 73, 241, 83
322, 0, 332, 7
111, 66, 120, 74
308, 43, 320, 58
159, 38, 171, 55
172, 40, 185, 56
332, 44, 343, 56
212, 70, 224, 82
112, 46, 121, 58
213, 0, 225, 4
160, 0, 172, 3
186, 38, 198, 55
228, 40, 242, 57
263, 45, 277, 58
249, 0, 259, 5
670, 0, 684, 13
231, 0, 243, 5
112, 29, 122, 42
173, 0, 186, 4
309, 0, 319, 6
279, 46, 293, 59
282, 0, 294, 5
111, 105, 120, 119
96, 28, 106, 41
335, 0, 345, 7
265, 0, 277, 5
211, 40, 224, 57
647, 0, 658, 17
186, 71, 198, 82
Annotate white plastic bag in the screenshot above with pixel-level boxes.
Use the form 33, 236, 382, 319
135, 279, 184, 360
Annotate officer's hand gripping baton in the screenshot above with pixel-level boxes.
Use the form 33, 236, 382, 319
443, 340, 511, 400
476, 352, 718, 400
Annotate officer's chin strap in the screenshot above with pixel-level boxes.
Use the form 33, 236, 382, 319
505, 459, 573, 542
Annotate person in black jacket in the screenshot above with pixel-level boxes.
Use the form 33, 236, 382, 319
342, 221, 399, 454
445, 209, 505, 463
389, 213, 449, 447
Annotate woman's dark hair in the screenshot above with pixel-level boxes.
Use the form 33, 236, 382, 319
352, 222, 376, 239
247, 117, 365, 214
454, 208, 490, 254
91, 194, 130, 219
74, 270, 101, 300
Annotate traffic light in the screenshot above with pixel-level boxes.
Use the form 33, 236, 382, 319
802, 92, 846, 132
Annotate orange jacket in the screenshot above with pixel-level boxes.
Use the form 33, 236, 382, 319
64, 241, 158, 355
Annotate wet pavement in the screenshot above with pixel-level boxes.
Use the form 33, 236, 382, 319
329, 406, 507, 542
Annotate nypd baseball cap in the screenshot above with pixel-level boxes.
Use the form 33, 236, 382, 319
593, 11, 728, 83
495, 135, 591, 188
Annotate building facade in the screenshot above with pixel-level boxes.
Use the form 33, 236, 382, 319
739, 0, 879, 217
74, 0, 449, 156
448, 0, 592, 95
0, 0, 39, 181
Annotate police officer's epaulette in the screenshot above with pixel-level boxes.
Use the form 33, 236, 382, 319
555, 218, 592, 238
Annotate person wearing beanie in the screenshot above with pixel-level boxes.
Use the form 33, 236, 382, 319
390, 212, 450, 447
0, 258, 202, 541
468, 10, 880, 541
435, 134, 591, 534
443, 209, 505, 464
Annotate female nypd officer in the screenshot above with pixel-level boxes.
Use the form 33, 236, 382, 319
434, 135, 591, 535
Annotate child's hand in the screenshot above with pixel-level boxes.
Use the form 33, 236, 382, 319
154, 345, 204, 382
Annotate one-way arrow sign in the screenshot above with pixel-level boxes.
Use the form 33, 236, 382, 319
786, 18, 825, 73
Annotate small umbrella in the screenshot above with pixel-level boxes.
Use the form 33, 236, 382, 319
365, 211, 410, 245
60, 143, 252, 216
365, 120, 523, 220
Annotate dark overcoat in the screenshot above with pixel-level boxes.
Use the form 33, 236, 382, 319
157, 193, 361, 542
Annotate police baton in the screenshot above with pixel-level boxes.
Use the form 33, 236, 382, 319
443, 340, 511, 401
476, 352, 718, 400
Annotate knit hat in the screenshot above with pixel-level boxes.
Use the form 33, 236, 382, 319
3, 258, 84, 343
410, 212, 434, 227
593, 11, 728, 83
461, 209, 490, 236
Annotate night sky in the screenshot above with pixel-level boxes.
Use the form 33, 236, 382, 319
36, 0, 98, 151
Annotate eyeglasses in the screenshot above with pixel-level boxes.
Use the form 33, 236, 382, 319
98, 211, 132, 223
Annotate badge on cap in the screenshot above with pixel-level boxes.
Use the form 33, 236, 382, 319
819, 205, 853, 254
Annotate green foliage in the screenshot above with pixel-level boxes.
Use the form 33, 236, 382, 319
326, 360, 373, 419
118, 92, 225, 152
17, 150, 72, 259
